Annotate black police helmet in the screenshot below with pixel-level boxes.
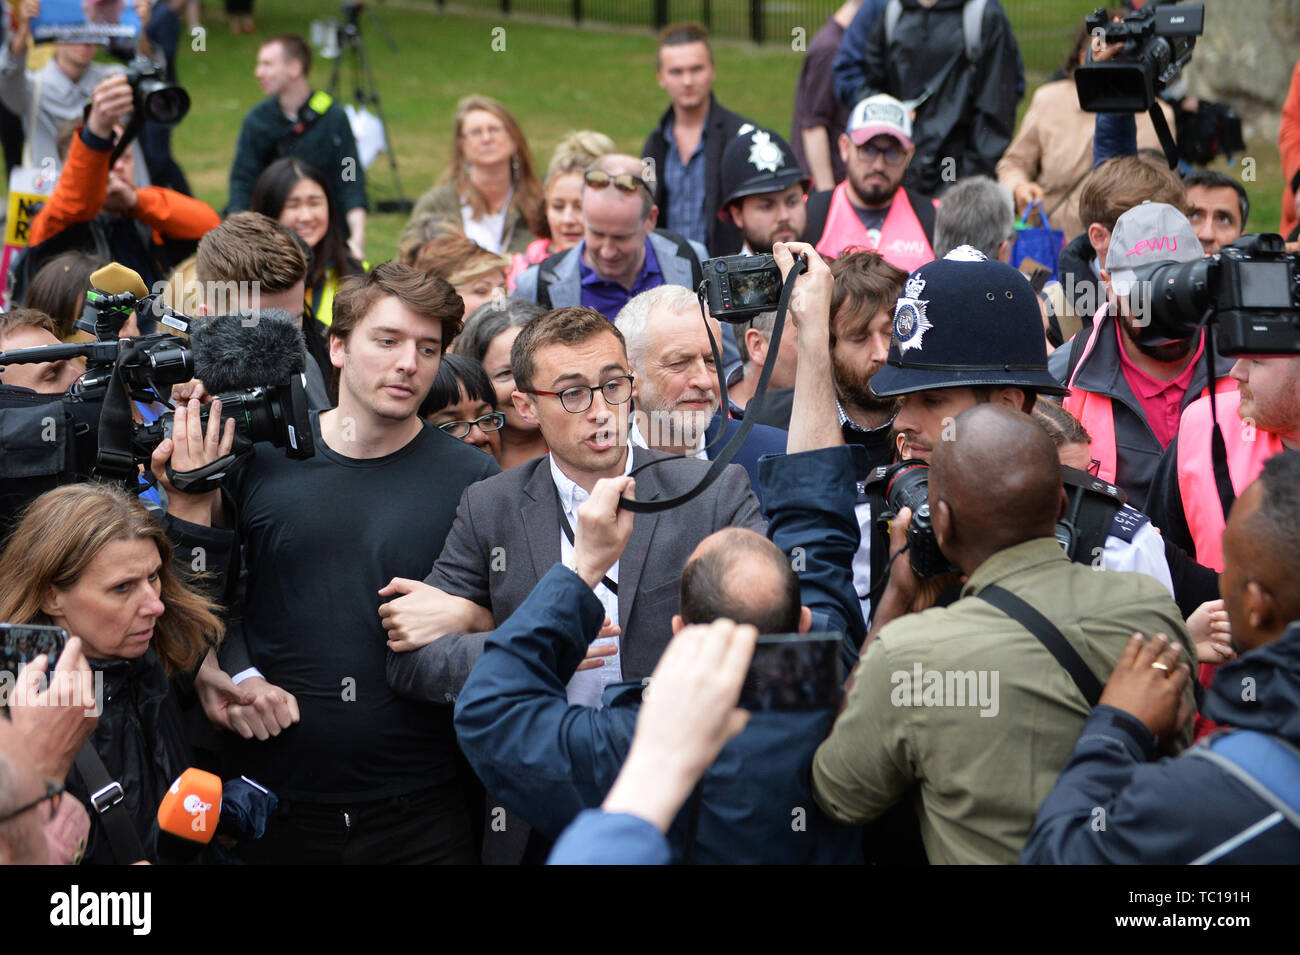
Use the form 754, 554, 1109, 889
870, 248, 1069, 398
717, 126, 810, 220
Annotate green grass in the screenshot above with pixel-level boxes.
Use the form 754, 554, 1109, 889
164, 1, 1283, 262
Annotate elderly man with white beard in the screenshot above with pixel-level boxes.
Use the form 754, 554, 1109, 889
615, 284, 786, 506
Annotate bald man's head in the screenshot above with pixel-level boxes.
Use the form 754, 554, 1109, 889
679, 528, 801, 634
930, 404, 1064, 572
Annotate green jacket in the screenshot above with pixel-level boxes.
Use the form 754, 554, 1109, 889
228, 93, 368, 218
399, 182, 534, 260
812, 538, 1196, 865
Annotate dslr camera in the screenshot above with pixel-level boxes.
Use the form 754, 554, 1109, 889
1130, 233, 1300, 356
870, 461, 959, 580
122, 54, 190, 126
702, 254, 785, 323
1075, 1, 1203, 113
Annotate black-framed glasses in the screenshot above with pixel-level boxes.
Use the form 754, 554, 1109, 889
1087, 458, 1102, 476
437, 411, 506, 438
524, 374, 634, 414
856, 142, 905, 164
0, 779, 63, 824
584, 169, 652, 199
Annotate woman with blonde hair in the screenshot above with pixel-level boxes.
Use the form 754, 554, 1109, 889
413, 229, 512, 318
0, 483, 225, 864
400, 96, 544, 260
508, 129, 616, 285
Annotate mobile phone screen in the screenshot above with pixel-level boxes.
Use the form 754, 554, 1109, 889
739, 632, 842, 712
0, 623, 69, 674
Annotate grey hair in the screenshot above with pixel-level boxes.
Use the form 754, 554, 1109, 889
615, 284, 714, 371
731, 309, 778, 362
933, 176, 1016, 261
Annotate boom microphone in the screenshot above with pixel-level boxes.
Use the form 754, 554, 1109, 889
188, 309, 307, 394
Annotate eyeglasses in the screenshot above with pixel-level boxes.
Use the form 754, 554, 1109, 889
584, 169, 652, 199
438, 411, 506, 438
0, 779, 64, 824
523, 374, 634, 414
856, 142, 905, 164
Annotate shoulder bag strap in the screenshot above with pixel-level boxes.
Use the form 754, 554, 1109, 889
74, 743, 146, 863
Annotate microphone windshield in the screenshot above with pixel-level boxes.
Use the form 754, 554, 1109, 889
89, 263, 149, 299
188, 309, 306, 393
157, 768, 223, 845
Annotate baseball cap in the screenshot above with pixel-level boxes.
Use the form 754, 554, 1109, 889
1106, 201, 1202, 297
847, 94, 913, 150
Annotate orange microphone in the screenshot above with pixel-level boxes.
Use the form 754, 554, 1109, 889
156, 768, 223, 854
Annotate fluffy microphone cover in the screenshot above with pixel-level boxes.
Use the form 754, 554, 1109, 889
188, 309, 306, 393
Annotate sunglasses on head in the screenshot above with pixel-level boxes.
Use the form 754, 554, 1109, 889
584, 169, 651, 197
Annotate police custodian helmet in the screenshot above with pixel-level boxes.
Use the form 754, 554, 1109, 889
717, 125, 810, 220
869, 247, 1070, 398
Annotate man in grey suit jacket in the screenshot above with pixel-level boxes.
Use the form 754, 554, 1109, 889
512, 152, 743, 374
383, 305, 762, 707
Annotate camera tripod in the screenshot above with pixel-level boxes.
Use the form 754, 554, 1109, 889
327, 2, 413, 214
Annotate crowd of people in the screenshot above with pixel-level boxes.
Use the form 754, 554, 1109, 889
0, 0, 1298, 867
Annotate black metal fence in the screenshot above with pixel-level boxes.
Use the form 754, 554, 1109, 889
424, 0, 1105, 75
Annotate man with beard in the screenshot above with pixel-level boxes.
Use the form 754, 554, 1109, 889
1056, 202, 1236, 511
615, 285, 786, 505
716, 126, 809, 256
827, 250, 905, 627
805, 94, 937, 270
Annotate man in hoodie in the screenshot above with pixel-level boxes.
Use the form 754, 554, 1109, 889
1023, 450, 1300, 864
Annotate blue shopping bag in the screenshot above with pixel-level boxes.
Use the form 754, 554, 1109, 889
1011, 199, 1065, 281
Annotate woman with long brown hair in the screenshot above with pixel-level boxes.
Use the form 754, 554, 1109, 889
399, 96, 544, 260
0, 483, 225, 863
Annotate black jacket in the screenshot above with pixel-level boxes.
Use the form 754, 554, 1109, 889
66, 652, 193, 865
852, 0, 1021, 196
642, 94, 751, 257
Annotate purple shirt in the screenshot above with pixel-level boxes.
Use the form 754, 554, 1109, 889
578, 239, 664, 319
791, 16, 850, 185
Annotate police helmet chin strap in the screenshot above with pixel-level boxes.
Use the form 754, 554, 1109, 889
615, 255, 807, 514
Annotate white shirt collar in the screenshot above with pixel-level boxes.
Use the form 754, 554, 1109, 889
548, 445, 635, 517
628, 416, 708, 459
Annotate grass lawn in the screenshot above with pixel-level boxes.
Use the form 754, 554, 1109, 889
165, 0, 1282, 263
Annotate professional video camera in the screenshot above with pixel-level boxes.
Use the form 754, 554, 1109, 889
1129, 233, 1300, 356
0, 265, 313, 514
1075, 1, 1203, 168
1076, 1, 1203, 112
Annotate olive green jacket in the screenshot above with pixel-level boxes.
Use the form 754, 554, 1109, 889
812, 538, 1196, 865
398, 183, 535, 261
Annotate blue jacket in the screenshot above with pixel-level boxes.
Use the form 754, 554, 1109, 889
453, 445, 866, 863
703, 411, 788, 510
1022, 621, 1300, 864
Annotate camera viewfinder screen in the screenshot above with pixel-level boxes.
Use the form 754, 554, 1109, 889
730, 270, 782, 309
1238, 262, 1293, 308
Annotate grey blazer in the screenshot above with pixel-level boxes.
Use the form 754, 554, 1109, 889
386, 448, 763, 704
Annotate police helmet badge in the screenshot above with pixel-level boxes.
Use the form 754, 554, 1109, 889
747, 130, 784, 174
894, 273, 932, 354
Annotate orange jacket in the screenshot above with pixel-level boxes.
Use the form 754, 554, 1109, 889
30, 128, 219, 248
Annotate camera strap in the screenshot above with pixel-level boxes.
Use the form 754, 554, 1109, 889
976, 585, 1102, 708
616, 257, 807, 514
554, 490, 618, 596
94, 341, 143, 487
1201, 315, 1236, 522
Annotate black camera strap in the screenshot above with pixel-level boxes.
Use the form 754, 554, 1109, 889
94, 340, 143, 487
976, 585, 1103, 708
616, 257, 807, 514
1200, 313, 1236, 522
554, 488, 618, 596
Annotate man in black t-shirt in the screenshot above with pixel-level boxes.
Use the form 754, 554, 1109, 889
210, 263, 499, 864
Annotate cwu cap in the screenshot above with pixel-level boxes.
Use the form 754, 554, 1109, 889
847, 93, 913, 150
869, 247, 1069, 398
